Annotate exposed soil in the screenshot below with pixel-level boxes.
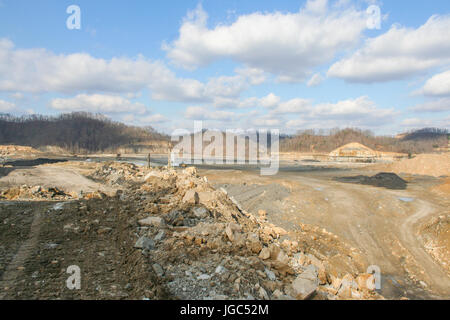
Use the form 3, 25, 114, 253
200, 166, 450, 299
0, 161, 384, 300
1, 158, 449, 300
373, 153, 450, 178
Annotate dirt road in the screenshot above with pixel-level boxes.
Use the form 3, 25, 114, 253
0, 165, 114, 195
200, 166, 450, 299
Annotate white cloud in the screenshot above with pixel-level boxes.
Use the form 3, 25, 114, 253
259, 93, 281, 108
165, 3, 367, 81
328, 15, 450, 82
0, 39, 159, 94
270, 96, 397, 129
204, 75, 247, 99
185, 106, 236, 121
305, 0, 329, 15
235, 67, 267, 85
213, 93, 281, 109
139, 114, 168, 124
250, 116, 282, 127
0, 99, 16, 112
286, 119, 307, 128
400, 118, 433, 128
310, 96, 395, 119
9, 92, 24, 100
272, 98, 311, 114
0, 38, 251, 104
307, 73, 324, 87
411, 98, 450, 112
420, 70, 450, 97
49, 94, 148, 114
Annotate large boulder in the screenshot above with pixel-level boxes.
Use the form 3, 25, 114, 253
138, 216, 165, 227
183, 190, 199, 204
134, 236, 155, 250
290, 265, 319, 300
225, 222, 245, 246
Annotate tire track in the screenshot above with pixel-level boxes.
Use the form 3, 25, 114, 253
399, 199, 450, 297
0, 208, 43, 299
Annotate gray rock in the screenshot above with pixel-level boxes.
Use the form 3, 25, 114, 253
265, 268, 277, 281
154, 230, 165, 242
152, 263, 164, 277
259, 287, 269, 300
138, 216, 165, 227
134, 236, 155, 250
192, 207, 209, 219
291, 268, 319, 300
197, 274, 211, 280
215, 265, 226, 274
182, 190, 199, 204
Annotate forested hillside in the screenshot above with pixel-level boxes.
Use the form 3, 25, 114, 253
0, 112, 168, 153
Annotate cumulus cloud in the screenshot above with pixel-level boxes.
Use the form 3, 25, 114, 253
411, 98, 450, 113
272, 98, 311, 114
235, 67, 267, 85
328, 15, 450, 82
309, 96, 396, 120
420, 70, 450, 97
49, 94, 148, 114
165, 3, 367, 81
185, 106, 236, 121
400, 118, 434, 128
0, 38, 251, 104
307, 73, 324, 87
213, 93, 281, 109
0, 39, 160, 94
270, 96, 397, 129
209, 94, 397, 130
139, 114, 168, 124
250, 116, 282, 127
0, 99, 16, 112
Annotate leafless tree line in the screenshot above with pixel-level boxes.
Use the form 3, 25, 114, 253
280, 128, 449, 154
0, 112, 168, 154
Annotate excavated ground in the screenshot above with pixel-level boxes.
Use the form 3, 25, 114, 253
199, 166, 450, 300
0, 159, 448, 300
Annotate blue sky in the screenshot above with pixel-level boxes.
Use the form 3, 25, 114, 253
0, 0, 449, 134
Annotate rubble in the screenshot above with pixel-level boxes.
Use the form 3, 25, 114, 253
0, 161, 385, 300
99, 163, 384, 300
0, 184, 109, 201
290, 265, 319, 300
0, 185, 74, 201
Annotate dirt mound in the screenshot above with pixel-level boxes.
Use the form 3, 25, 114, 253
0, 184, 109, 201
90, 161, 144, 186
0, 162, 383, 300
431, 178, 450, 197
329, 142, 378, 159
335, 172, 407, 190
374, 154, 450, 177
0, 145, 41, 160
419, 214, 450, 276
93, 164, 383, 300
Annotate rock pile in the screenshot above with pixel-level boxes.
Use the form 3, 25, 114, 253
0, 184, 108, 201
90, 161, 144, 186
420, 214, 450, 275
0, 185, 73, 201
96, 163, 383, 300
0, 161, 384, 299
